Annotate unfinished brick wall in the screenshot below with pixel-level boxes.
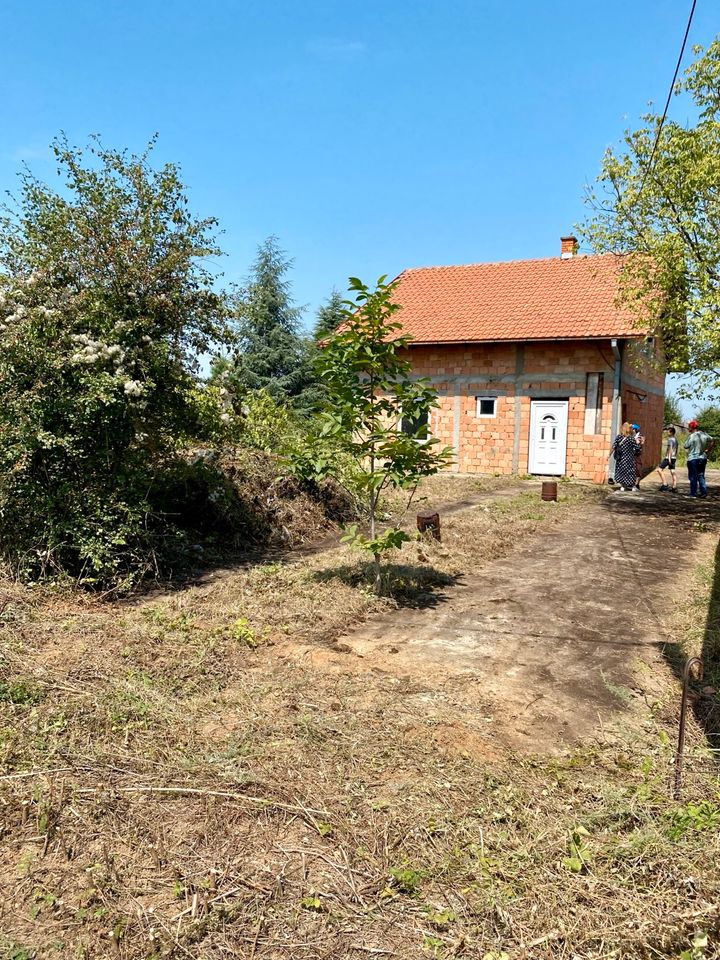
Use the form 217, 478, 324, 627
621, 339, 665, 471
403, 338, 665, 483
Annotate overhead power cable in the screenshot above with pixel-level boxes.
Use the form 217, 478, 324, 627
638, 0, 698, 199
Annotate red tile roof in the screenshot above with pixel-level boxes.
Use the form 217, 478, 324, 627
390, 253, 644, 344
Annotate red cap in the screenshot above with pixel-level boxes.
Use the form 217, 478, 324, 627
688, 419, 699, 430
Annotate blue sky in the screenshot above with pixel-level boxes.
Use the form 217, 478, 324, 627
2, 0, 715, 407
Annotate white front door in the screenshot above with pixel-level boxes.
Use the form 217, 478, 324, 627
528, 400, 568, 475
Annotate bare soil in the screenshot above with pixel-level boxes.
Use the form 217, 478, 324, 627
290, 480, 720, 754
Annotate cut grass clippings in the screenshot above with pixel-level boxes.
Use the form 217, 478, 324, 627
1, 479, 719, 959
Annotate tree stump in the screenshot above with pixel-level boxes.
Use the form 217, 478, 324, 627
417, 510, 441, 540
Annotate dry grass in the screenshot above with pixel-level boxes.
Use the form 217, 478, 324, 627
1, 481, 719, 959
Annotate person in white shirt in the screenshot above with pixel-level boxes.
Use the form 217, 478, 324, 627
655, 426, 678, 492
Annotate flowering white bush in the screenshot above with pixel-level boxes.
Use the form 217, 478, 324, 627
0, 136, 229, 587
123, 380, 144, 397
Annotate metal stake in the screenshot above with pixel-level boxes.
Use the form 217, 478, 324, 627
673, 656, 703, 800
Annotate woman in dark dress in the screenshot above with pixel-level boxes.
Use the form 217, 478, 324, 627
612, 422, 641, 492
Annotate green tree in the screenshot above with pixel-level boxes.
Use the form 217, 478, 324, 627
0, 135, 228, 586
224, 237, 319, 413
309, 276, 453, 593
313, 289, 345, 340
697, 405, 720, 459
664, 394, 683, 426
581, 39, 720, 389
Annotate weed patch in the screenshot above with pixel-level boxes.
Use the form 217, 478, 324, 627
0, 679, 42, 705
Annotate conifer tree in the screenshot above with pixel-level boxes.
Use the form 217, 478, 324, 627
226, 237, 317, 410
313, 289, 345, 340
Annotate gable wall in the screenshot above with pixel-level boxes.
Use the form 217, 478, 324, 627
405, 339, 664, 481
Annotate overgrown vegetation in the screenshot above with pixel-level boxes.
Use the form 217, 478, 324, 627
0, 139, 439, 592
0, 137, 236, 588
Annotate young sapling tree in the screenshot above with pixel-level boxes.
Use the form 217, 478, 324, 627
315, 276, 453, 592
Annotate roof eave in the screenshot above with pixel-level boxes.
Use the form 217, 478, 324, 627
405, 333, 645, 346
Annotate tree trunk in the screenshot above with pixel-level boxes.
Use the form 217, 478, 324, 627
372, 551, 382, 595
369, 492, 382, 593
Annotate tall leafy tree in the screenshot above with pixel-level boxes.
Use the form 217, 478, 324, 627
581, 39, 720, 390
225, 237, 318, 411
664, 393, 683, 426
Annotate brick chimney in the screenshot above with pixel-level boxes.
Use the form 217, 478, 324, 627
560, 235, 578, 259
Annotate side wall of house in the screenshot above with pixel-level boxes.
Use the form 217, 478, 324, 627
620, 340, 665, 472
405, 339, 665, 482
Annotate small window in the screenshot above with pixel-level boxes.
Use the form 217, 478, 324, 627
476, 396, 497, 418
584, 373, 604, 435
401, 409, 429, 440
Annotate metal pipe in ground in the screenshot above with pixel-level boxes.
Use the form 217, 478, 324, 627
673, 656, 703, 800
416, 510, 441, 540
541, 481, 557, 502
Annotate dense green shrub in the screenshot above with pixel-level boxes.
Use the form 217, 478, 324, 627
238, 388, 297, 453
235, 388, 365, 507
0, 136, 229, 587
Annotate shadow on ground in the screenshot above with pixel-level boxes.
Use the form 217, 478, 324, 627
609, 486, 720, 522
696, 536, 720, 747
313, 562, 463, 610
613, 486, 720, 749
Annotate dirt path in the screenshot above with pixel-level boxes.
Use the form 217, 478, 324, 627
289, 476, 539, 560
291, 475, 720, 754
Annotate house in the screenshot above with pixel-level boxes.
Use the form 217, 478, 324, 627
393, 237, 664, 482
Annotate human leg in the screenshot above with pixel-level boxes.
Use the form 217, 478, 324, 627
698, 457, 707, 496
688, 459, 699, 497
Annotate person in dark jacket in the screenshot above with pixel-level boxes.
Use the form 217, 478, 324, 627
612, 422, 641, 492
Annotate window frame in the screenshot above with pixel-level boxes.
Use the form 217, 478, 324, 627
399, 407, 430, 444
475, 396, 497, 419
584, 372, 604, 435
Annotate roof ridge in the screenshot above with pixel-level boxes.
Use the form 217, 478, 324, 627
401, 252, 622, 274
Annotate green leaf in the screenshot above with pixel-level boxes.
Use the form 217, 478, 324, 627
300, 894, 325, 912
